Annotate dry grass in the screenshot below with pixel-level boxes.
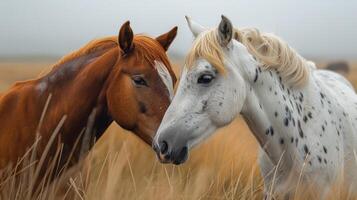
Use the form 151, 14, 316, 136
0, 60, 357, 200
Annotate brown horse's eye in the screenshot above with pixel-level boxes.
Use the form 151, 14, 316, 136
132, 76, 148, 87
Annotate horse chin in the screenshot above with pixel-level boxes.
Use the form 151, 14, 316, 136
172, 152, 188, 165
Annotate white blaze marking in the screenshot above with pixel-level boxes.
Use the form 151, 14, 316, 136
155, 60, 174, 100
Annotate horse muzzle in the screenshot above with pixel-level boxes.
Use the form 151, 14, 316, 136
153, 139, 188, 165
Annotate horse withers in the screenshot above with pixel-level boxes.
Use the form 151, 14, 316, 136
0, 21, 177, 179
153, 15, 357, 199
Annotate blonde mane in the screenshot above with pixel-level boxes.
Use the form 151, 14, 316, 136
185, 28, 311, 86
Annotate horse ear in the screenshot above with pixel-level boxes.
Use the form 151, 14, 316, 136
156, 26, 178, 51
218, 15, 233, 46
118, 21, 134, 54
185, 16, 206, 37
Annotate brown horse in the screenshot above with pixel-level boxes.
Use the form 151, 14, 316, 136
0, 21, 177, 175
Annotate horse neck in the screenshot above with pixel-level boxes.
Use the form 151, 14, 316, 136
240, 64, 316, 167
36, 46, 119, 158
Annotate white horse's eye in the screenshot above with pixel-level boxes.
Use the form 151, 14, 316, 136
197, 74, 215, 85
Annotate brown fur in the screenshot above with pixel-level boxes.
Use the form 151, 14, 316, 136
0, 22, 177, 178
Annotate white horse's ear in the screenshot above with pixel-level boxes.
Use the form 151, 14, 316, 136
185, 16, 206, 37
218, 15, 233, 46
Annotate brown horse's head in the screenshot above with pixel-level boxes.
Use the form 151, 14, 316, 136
106, 21, 177, 145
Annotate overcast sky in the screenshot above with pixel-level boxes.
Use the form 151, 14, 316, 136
0, 0, 356, 60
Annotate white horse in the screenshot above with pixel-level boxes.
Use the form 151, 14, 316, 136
153, 15, 357, 198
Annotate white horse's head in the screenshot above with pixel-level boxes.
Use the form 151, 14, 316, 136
153, 16, 258, 164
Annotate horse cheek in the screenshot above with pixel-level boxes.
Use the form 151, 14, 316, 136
107, 77, 138, 130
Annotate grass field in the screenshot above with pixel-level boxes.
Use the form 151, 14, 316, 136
0, 59, 356, 199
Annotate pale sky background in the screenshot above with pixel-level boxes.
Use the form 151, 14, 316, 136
0, 0, 356, 60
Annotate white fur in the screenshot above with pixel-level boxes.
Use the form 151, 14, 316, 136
185, 16, 207, 37
154, 17, 357, 198
155, 60, 174, 100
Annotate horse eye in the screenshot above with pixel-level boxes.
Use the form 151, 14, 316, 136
197, 74, 214, 84
132, 76, 148, 86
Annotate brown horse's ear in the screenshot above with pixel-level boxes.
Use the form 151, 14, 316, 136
118, 21, 134, 54
156, 26, 178, 51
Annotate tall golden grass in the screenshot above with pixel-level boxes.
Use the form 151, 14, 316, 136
0, 60, 357, 200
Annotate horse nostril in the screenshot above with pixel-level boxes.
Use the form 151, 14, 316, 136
160, 141, 168, 154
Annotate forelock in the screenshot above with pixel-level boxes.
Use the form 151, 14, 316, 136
185, 29, 226, 74
132, 35, 171, 69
